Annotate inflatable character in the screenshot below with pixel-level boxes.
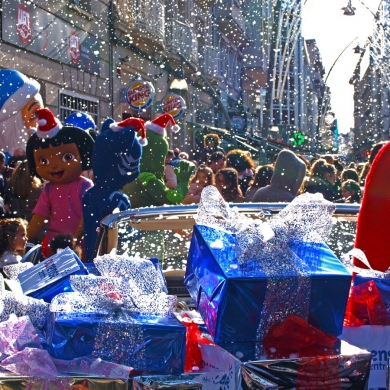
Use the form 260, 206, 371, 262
123, 114, 195, 207
26, 108, 95, 258
64, 112, 97, 131
0, 69, 43, 154
82, 117, 146, 262
353, 141, 390, 272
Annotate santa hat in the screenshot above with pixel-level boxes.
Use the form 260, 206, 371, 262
145, 114, 180, 137
109, 117, 147, 145
0, 69, 40, 123
36, 108, 62, 138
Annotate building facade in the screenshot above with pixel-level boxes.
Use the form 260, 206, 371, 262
0, 0, 325, 160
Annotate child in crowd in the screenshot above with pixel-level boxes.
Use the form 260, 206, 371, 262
50, 233, 83, 259
341, 179, 362, 203
215, 168, 244, 203
182, 165, 214, 204
0, 218, 28, 269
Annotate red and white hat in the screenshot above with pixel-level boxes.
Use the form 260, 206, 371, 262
110, 117, 147, 145
36, 108, 62, 139
145, 114, 180, 137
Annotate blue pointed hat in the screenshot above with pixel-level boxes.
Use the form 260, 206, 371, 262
0, 69, 40, 123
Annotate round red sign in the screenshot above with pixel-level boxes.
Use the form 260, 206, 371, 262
161, 94, 186, 119
16, 4, 32, 45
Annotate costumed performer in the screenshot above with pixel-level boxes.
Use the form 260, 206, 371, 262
123, 113, 195, 207
26, 108, 95, 258
82, 116, 146, 262
353, 141, 390, 272
0, 69, 43, 155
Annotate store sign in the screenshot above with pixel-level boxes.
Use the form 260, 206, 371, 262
125, 80, 155, 111
2, 0, 100, 75
161, 94, 186, 119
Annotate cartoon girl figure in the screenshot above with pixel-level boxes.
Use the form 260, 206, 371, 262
26, 108, 95, 258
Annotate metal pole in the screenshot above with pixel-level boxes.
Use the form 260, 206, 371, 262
262, 0, 283, 162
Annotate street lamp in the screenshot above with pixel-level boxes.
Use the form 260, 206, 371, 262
169, 62, 189, 92
342, 0, 356, 16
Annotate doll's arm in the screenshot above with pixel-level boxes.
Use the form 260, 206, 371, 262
27, 214, 46, 242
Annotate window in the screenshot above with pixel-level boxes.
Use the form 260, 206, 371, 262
59, 90, 99, 125
69, 0, 92, 15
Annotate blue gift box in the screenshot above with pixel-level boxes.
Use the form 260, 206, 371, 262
18, 247, 89, 303
185, 225, 352, 352
45, 310, 186, 374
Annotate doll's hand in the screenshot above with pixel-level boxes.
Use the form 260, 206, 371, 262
139, 172, 157, 187
174, 161, 196, 183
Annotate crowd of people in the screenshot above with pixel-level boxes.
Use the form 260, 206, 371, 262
0, 131, 385, 271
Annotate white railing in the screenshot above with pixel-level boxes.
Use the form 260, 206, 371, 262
165, 19, 198, 65
114, 0, 165, 42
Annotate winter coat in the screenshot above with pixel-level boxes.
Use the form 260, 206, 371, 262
304, 176, 338, 202
252, 150, 306, 203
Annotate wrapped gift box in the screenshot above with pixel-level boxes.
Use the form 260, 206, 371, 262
185, 225, 352, 357
45, 310, 186, 374
132, 342, 242, 390
17, 247, 88, 303
241, 341, 371, 390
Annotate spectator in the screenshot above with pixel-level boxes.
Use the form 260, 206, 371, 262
0, 217, 28, 270
304, 159, 338, 201
207, 151, 225, 174
199, 133, 225, 165
182, 165, 214, 204
5, 160, 42, 221
244, 164, 274, 202
165, 150, 177, 190
252, 150, 306, 203
340, 179, 362, 203
179, 152, 189, 160
8, 148, 27, 169
50, 232, 82, 259
0, 151, 14, 183
341, 168, 359, 183
320, 154, 335, 165
360, 141, 388, 186
225, 149, 255, 195
215, 168, 244, 203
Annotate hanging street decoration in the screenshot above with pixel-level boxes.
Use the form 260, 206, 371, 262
125, 79, 155, 111
161, 93, 186, 119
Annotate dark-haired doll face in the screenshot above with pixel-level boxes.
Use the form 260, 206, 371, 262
34, 143, 83, 184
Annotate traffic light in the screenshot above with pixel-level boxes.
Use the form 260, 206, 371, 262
291, 131, 305, 147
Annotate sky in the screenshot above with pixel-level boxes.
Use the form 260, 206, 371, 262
302, 0, 382, 134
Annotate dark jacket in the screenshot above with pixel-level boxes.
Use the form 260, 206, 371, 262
304, 176, 338, 202
252, 150, 306, 202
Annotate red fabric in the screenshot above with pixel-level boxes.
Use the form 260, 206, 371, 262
262, 315, 337, 359
354, 141, 390, 271
344, 280, 390, 326
180, 314, 213, 373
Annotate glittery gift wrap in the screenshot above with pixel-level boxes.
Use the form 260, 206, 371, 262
185, 225, 352, 361
241, 341, 371, 390
45, 310, 186, 374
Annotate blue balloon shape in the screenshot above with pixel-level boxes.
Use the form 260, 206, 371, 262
64, 112, 96, 130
